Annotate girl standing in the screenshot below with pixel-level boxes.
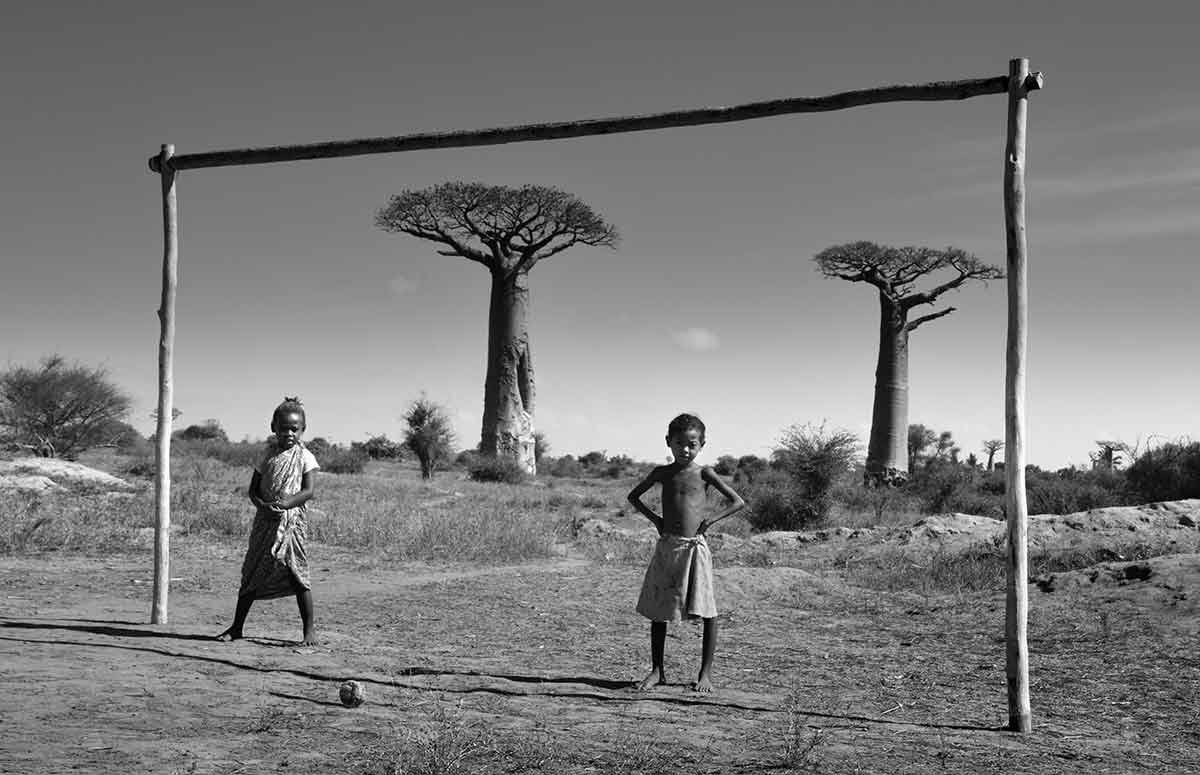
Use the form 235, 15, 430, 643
216, 397, 320, 645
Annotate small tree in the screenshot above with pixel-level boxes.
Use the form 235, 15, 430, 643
533, 432, 550, 465
359, 434, 405, 460
1090, 439, 1132, 472
176, 419, 228, 442
306, 436, 334, 459
713, 455, 738, 476
403, 396, 455, 480
548, 454, 583, 478
934, 430, 957, 461
0, 355, 133, 459
908, 423, 938, 472
735, 454, 769, 485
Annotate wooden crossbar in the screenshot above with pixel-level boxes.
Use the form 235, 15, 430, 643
147, 75, 1042, 173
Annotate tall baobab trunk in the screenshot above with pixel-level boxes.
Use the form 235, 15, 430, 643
481, 269, 536, 473
865, 292, 910, 486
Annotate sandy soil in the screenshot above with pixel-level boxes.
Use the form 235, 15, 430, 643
0, 457, 139, 493
4, 524, 1200, 774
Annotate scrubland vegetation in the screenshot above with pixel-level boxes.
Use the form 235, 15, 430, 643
3, 353, 1199, 598
4, 426, 1198, 593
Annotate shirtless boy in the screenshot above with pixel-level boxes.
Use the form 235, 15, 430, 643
627, 413, 747, 693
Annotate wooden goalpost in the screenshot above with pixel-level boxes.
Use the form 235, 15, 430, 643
147, 57, 1042, 732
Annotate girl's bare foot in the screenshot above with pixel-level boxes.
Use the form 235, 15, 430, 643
636, 668, 666, 691
299, 627, 318, 647
215, 628, 242, 642
691, 674, 714, 693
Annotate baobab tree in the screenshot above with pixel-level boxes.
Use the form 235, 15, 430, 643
982, 439, 1005, 471
377, 182, 618, 473
815, 241, 1003, 486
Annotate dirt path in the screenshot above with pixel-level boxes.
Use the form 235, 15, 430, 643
3, 543, 1199, 773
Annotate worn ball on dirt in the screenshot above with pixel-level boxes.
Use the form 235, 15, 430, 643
339, 680, 365, 707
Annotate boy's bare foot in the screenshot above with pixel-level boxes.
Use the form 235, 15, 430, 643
691, 674, 714, 693
636, 669, 666, 691
299, 628, 318, 647
214, 628, 242, 642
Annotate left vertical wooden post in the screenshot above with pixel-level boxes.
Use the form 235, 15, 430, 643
1003, 59, 1037, 733
152, 144, 178, 625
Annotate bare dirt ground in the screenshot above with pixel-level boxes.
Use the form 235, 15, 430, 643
2, 459, 1198, 773
4, 524, 1200, 774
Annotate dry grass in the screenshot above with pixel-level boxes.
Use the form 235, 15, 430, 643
0, 453, 593, 564
4, 450, 1199, 597
0, 489, 143, 554
347, 704, 704, 775
349, 706, 575, 775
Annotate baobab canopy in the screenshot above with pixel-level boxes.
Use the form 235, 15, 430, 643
814, 241, 1003, 302
375, 182, 619, 269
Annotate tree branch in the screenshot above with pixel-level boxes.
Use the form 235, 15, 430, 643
400, 227, 491, 266
906, 306, 956, 331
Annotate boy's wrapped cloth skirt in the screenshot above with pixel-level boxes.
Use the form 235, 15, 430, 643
636, 534, 717, 622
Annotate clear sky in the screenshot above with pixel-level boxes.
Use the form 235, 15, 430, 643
2, 1, 1198, 469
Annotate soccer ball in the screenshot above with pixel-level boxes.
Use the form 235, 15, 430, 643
339, 680, 365, 707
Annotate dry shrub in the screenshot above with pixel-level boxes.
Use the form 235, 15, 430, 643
318, 446, 369, 475
743, 423, 860, 532
467, 456, 528, 485
1127, 440, 1200, 502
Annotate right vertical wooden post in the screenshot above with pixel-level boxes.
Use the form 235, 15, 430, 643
152, 144, 179, 625
1004, 56, 1040, 734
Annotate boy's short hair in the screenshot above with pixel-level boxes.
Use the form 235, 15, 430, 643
666, 413, 706, 445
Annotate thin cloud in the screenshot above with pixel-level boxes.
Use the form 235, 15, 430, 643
923, 102, 1200, 202
389, 274, 416, 296
1037, 207, 1200, 246
1072, 102, 1200, 140
672, 327, 720, 352
930, 152, 1200, 203
1026, 153, 1200, 200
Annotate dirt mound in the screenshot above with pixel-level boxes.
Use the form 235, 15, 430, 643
893, 513, 1002, 548
1033, 553, 1200, 625
841, 501, 1200, 560
0, 457, 136, 493
0, 472, 61, 492
1027, 500, 1200, 551
886, 502, 1200, 551
573, 502, 1200, 573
